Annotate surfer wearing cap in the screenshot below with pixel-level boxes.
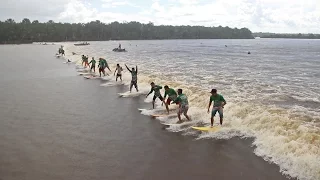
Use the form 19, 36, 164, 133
114, 64, 123, 82
125, 64, 138, 93
207, 89, 226, 126
163, 85, 178, 114
146, 82, 164, 109
173, 89, 190, 123
89, 57, 96, 73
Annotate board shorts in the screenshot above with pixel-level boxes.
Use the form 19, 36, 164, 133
116, 73, 122, 77
177, 105, 189, 114
212, 107, 223, 118
90, 65, 95, 70
153, 95, 164, 101
166, 95, 177, 105
99, 67, 104, 72
130, 80, 138, 89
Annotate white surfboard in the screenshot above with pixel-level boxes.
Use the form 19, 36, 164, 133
118, 91, 144, 97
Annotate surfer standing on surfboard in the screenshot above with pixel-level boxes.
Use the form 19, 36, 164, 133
207, 89, 226, 127
114, 64, 123, 82
146, 82, 164, 109
125, 64, 138, 92
163, 85, 178, 114
89, 57, 96, 73
172, 89, 190, 123
98, 58, 106, 77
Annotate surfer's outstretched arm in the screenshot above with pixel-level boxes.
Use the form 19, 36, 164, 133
114, 67, 117, 75
125, 64, 132, 73
146, 89, 153, 97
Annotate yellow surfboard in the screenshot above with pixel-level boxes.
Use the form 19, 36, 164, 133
191, 126, 221, 132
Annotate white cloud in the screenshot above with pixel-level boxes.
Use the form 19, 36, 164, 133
0, 0, 319, 33
101, 0, 140, 8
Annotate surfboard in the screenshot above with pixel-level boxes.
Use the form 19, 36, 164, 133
191, 126, 221, 132
151, 114, 168, 117
138, 108, 153, 111
161, 120, 185, 126
118, 91, 143, 97
84, 75, 100, 79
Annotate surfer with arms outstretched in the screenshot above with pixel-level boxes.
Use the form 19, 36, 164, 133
146, 82, 164, 109
125, 64, 138, 92
114, 64, 123, 82
207, 89, 226, 127
173, 89, 190, 123
163, 85, 177, 114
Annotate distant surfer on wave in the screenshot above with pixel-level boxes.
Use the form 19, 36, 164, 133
100, 58, 111, 72
125, 64, 138, 92
163, 85, 177, 114
146, 82, 163, 109
84, 55, 89, 68
207, 89, 226, 127
98, 58, 106, 77
114, 64, 123, 82
89, 57, 96, 73
173, 89, 190, 123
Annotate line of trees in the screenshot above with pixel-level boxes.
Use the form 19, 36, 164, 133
0, 18, 254, 44
253, 32, 320, 39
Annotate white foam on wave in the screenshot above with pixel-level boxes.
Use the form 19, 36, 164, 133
63, 42, 320, 180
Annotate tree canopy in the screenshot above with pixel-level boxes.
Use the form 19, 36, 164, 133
0, 18, 254, 44
253, 32, 320, 39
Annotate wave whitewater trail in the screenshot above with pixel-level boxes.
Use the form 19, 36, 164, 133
59, 41, 320, 180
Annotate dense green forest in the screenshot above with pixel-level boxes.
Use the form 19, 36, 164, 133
253, 32, 320, 39
0, 18, 254, 44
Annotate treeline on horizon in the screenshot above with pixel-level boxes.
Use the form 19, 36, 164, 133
253, 32, 320, 39
0, 18, 254, 44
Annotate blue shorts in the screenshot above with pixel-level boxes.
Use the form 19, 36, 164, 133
211, 107, 223, 118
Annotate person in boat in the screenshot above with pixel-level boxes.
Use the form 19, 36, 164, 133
119, 43, 121, 49
207, 89, 226, 127
163, 85, 178, 114
173, 89, 191, 123
146, 82, 164, 109
89, 57, 96, 73
125, 64, 138, 92
114, 64, 123, 82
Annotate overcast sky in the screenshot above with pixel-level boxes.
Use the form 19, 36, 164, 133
1, 0, 319, 33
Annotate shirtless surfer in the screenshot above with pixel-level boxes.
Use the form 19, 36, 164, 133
114, 64, 123, 81
125, 64, 138, 92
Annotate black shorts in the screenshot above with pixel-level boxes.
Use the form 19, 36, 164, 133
153, 95, 164, 101
116, 74, 122, 77
91, 65, 95, 70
